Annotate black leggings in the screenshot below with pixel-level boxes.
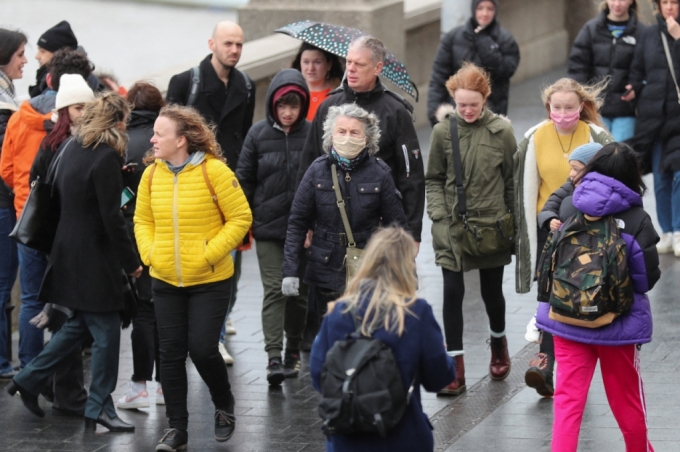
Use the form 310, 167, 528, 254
442, 266, 506, 352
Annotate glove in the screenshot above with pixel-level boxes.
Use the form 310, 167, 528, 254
282, 277, 300, 297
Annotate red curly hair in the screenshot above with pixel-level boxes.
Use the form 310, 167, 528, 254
445, 62, 492, 100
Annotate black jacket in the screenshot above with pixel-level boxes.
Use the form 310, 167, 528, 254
0, 109, 14, 210
567, 11, 645, 118
284, 153, 407, 292
627, 15, 680, 172
298, 78, 424, 241
427, 18, 520, 124
40, 140, 140, 311
538, 180, 573, 231
236, 69, 310, 241
166, 55, 256, 171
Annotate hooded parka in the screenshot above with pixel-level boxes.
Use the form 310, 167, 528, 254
567, 10, 645, 118
514, 121, 613, 293
426, 106, 516, 273
236, 69, 310, 241
627, 14, 680, 173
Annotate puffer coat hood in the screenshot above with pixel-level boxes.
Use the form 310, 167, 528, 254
536, 172, 660, 346
265, 69, 309, 131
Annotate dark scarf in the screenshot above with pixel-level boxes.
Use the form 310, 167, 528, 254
330, 148, 368, 172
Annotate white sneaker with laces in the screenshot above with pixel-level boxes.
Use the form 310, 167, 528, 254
658, 232, 673, 254
218, 342, 234, 365
225, 317, 237, 335
156, 385, 165, 405
673, 232, 680, 257
116, 381, 150, 409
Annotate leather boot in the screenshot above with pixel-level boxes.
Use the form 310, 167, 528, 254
525, 352, 555, 397
489, 335, 510, 380
438, 355, 466, 396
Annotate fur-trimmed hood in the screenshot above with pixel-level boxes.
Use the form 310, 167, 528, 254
435, 103, 511, 125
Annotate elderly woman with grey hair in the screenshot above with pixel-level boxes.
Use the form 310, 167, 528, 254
282, 103, 407, 322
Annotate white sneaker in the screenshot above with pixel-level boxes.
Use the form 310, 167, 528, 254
524, 315, 541, 343
156, 385, 165, 405
116, 381, 150, 409
225, 317, 237, 335
219, 342, 234, 365
658, 232, 673, 254
673, 232, 680, 257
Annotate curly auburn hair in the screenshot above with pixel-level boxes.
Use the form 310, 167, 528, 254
154, 104, 225, 163
445, 62, 492, 100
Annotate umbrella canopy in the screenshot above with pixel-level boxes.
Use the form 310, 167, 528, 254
275, 20, 418, 100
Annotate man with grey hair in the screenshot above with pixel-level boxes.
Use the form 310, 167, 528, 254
298, 35, 424, 248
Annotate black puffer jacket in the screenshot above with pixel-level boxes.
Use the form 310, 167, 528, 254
283, 153, 407, 292
298, 78, 424, 241
427, 18, 520, 124
567, 11, 645, 118
122, 110, 157, 221
627, 14, 680, 172
236, 69, 310, 241
537, 180, 573, 231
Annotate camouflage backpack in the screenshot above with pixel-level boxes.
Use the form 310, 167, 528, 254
536, 212, 635, 328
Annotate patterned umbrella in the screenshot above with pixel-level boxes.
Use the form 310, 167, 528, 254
275, 20, 418, 100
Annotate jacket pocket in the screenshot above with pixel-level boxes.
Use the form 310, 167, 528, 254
357, 182, 381, 210
314, 178, 337, 205
306, 243, 332, 265
431, 218, 452, 253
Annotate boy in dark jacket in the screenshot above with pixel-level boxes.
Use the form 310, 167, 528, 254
235, 69, 310, 386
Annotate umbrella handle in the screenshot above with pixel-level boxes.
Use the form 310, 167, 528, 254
410, 81, 419, 103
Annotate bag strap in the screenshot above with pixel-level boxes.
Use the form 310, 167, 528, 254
448, 116, 467, 218
45, 137, 74, 184
661, 32, 680, 104
147, 163, 156, 194
331, 164, 356, 247
187, 66, 200, 107
201, 160, 226, 224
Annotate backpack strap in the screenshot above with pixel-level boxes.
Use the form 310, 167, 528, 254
147, 163, 156, 194
186, 66, 200, 106
239, 70, 252, 100
201, 160, 226, 224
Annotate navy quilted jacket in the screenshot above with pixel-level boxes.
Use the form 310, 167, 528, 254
283, 154, 407, 292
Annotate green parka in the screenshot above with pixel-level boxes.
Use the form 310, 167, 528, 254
513, 120, 612, 293
426, 106, 517, 273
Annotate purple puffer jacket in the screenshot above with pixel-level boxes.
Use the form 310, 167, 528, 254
536, 172, 661, 346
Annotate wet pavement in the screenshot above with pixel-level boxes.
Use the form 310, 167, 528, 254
3, 2, 680, 450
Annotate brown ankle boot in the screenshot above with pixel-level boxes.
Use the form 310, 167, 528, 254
489, 336, 510, 380
438, 355, 466, 396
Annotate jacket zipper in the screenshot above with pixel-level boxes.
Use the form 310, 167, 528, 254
285, 132, 290, 199
402, 145, 410, 178
173, 174, 183, 287
608, 37, 617, 77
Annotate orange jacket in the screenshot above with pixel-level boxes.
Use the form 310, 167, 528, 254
0, 100, 51, 217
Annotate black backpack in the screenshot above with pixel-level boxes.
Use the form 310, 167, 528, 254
317, 310, 414, 437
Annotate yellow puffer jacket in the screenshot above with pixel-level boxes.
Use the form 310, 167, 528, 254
134, 153, 252, 287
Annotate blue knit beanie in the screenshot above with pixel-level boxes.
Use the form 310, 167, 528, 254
569, 143, 603, 165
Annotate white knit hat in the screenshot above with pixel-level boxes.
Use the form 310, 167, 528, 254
55, 73, 95, 110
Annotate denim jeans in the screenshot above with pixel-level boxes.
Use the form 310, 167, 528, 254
601, 116, 636, 142
17, 244, 48, 367
651, 141, 680, 233
0, 208, 19, 373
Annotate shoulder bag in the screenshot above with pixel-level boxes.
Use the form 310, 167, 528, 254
331, 164, 363, 284
9, 138, 73, 254
449, 116, 514, 257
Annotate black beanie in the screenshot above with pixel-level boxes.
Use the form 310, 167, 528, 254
38, 21, 78, 53
471, 0, 499, 16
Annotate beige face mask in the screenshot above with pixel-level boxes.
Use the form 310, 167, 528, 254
332, 135, 366, 159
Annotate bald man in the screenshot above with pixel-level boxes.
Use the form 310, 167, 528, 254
167, 21, 255, 171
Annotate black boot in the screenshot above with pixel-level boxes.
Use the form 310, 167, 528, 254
525, 352, 555, 397
7, 380, 45, 418
85, 411, 135, 432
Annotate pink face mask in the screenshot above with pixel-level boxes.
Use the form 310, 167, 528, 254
550, 110, 581, 130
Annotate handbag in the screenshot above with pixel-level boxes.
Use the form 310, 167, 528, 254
449, 117, 514, 257
9, 138, 72, 254
331, 164, 364, 284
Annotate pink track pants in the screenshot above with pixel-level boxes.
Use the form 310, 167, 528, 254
552, 336, 653, 452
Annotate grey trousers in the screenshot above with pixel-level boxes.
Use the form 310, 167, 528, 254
256, 240, 308, 359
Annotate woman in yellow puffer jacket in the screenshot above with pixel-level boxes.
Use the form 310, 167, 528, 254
134, 105, 251, 449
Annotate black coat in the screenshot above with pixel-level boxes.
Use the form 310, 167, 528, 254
166, 55, 255, 171
427, 18, 520, 124
283, 153, 407, 292
567, 11, 645, 118
627, 15, 680, 172
236, 69, 310, 241
40, 140, 140, 311
0, 109, 14, 210
298, 78, 424, 241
